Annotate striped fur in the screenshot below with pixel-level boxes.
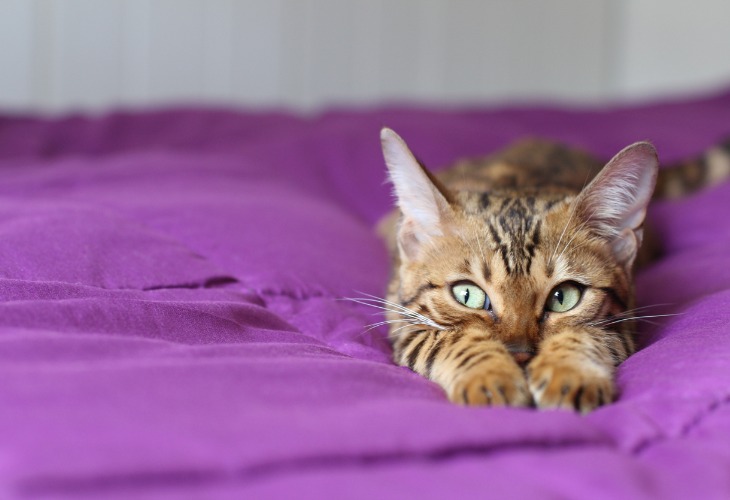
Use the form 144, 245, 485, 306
378, 130, 730, 412
655, 137, 730, 198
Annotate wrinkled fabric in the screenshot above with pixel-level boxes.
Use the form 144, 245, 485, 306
1, 92, 729, 499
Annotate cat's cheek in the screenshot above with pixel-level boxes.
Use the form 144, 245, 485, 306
527, 359, 615, 413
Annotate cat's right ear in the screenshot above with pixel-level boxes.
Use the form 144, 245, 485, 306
381, 128, 454, 260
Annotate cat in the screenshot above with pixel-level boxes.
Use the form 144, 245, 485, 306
376, 128, 730, 412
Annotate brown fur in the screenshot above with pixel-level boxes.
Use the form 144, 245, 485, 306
655, 137, 730, 198
378, 132, 730, 412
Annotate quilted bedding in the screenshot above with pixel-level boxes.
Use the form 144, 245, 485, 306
1, 91, 730, 499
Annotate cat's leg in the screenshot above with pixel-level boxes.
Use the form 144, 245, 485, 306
392, 327, 532, 407
527, 327, 633, 412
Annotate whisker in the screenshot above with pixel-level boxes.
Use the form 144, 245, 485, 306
347, 302, 423, 325
590, 304, 675, 327
459, 227, 484, 267
472, 225, 487, 264
361, 322, 425, 341
549, 171, 592, 267
362, 318, 417, 331
549, 198, 576, 267
341, 296, 414, 315
389, 323, 424, 337
635, 319, 661, 327
349, 292, 418, 314
555, 208, 596, 264
592, 303, 675, 325
594, 313, 682, 328
341, 293, 446, 330
357, 293, 433, 319
354, 319, 423, 340
344, 297, 423, 322
616, 303, 674, 315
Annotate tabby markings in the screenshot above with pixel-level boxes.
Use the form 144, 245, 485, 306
485, 197, 542, 275
400, 282, 438, 307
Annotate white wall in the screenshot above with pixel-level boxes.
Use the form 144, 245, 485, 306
0, 0, 729, 112
615, 0, 730, 98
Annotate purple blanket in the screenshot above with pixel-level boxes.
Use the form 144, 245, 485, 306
1, 92, 730, 498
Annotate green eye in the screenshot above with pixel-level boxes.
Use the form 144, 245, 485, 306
452, 283, 490, 310
546, 282, 582, 313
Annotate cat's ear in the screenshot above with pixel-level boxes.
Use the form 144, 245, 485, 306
576, 142, 658, 267
381, 128, 454, 259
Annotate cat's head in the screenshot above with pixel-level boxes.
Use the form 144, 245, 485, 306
380, 128, 658, 362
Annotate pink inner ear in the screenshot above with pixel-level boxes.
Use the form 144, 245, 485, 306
611, 228, 639, 266
397, 217, 426, 261
381, 128, 454, 261
579, 142, 658, 238
381, 128, 445, 232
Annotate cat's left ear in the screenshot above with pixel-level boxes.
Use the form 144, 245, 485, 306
576, 142, 658, 267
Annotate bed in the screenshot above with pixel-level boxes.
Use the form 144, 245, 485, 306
1, 91, 730, 498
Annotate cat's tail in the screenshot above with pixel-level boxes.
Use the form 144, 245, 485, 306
654, 137, 730, 199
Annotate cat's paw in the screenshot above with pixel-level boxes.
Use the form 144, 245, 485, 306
449, 360, 532, 407
527, 359, 614, 413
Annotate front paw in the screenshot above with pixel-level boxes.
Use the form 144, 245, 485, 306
527, 359, 614, 413
449, 360, 532, 407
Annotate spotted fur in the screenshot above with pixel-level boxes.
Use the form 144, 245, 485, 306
378, 130, 730, 412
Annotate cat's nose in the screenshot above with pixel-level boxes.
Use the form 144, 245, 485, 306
511, 351, 534, 367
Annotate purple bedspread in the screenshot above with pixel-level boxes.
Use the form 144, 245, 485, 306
1, 91, 730, 499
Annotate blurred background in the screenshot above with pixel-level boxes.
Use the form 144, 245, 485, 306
1, 0, 730, 113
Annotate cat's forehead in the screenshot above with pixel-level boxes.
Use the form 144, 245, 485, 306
453, 191, 577, 276
458, 191, 571, 229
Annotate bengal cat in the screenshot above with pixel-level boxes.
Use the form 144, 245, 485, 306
374, 128, 730, 413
